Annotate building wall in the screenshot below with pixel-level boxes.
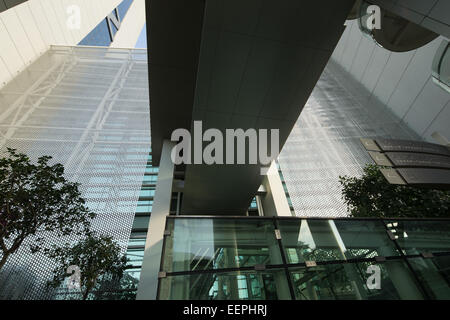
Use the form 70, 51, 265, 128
278, 61, 418, 217
110, 0, 145, 48
331, 19, 450, 143
0, 0, 28, 14
0, 46, 150, 299
371, 0, 450, 38
0, 0, 122, 88
278, 17, 450, 218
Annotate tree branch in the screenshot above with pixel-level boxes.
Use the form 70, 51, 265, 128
0, 237, 8, 253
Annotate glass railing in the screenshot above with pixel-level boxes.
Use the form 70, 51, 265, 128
158, 216, 450, 300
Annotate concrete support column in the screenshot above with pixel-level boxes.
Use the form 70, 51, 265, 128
137, 140, 176, 300
328, 221, 366, 300
260, 161, 292, 217
259, 161, 293, 298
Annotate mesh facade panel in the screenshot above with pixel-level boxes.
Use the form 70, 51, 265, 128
0, 46, 150, 299
278, 61, 419, 218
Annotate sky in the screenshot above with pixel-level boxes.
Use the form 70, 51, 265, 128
135, 24, 147, 48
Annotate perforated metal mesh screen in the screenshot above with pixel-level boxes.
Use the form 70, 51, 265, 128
0, 46, 150, 299
278, 61, 419, 218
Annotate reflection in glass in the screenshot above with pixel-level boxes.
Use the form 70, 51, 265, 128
158, 217, 450, 300
159, 269, 290, 300
408, 256, 450, 299
278, 219, 399, 263
289, 261, 423, 300
163, 219, 283, 272
279, 220, 342, 263
386, 220, 450, 255
334, 219, 400, 258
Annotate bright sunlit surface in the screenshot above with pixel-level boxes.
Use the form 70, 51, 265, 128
135, 24, 147, 48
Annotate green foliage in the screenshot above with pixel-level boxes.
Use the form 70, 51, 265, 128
339, 164, 450, 218
46, 232, 129, 300
0, 148, 95, 271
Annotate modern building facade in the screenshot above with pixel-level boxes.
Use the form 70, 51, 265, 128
0, 0, 449, 301
136, 0, 450, 300
0, 0, 148, 299
277, 61, 419, 217
0, 0, 145, 89
0, 45, 150, 299
278, 2, 450, 218
79, 0, 145, 48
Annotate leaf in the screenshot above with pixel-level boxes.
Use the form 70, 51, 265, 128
340, 164, 450, 218
0, 149, 96, 271
45, 233, 130, 300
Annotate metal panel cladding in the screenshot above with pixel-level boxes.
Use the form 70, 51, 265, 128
278, 62, 419, 218
0, 46, 150, 299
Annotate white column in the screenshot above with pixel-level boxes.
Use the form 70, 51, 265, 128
137, 139, 175, 300
260, 161, 292, 217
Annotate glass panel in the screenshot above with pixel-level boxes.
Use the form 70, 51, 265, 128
279, 219, 399, 264
132, 215, 150, 230
386, 220, 450, 255
135, 205, 152, 214
126, 249, 145, 266
289, 260, 424, 300
143, 175, 157, 183
333, 220, 400, 258
139, 187, 155, 198
163, 218, 282, 272
127, 237, 146, 247
145, 166, 159, 174
408, 256, 450, 300
249, 197, 257, 209
124, 268, 141, 282
159, 269, 290, 300
279, 219, 343, 263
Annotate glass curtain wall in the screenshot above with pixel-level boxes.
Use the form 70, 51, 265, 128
122, 154, 159, 299
158, 217, 450, 300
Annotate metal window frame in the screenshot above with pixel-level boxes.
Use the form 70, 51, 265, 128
156, 216, 450, 300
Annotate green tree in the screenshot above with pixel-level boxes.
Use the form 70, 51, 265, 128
339, 164, 450, 218
46, 233, 128, 300
0, 148, 95, 271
